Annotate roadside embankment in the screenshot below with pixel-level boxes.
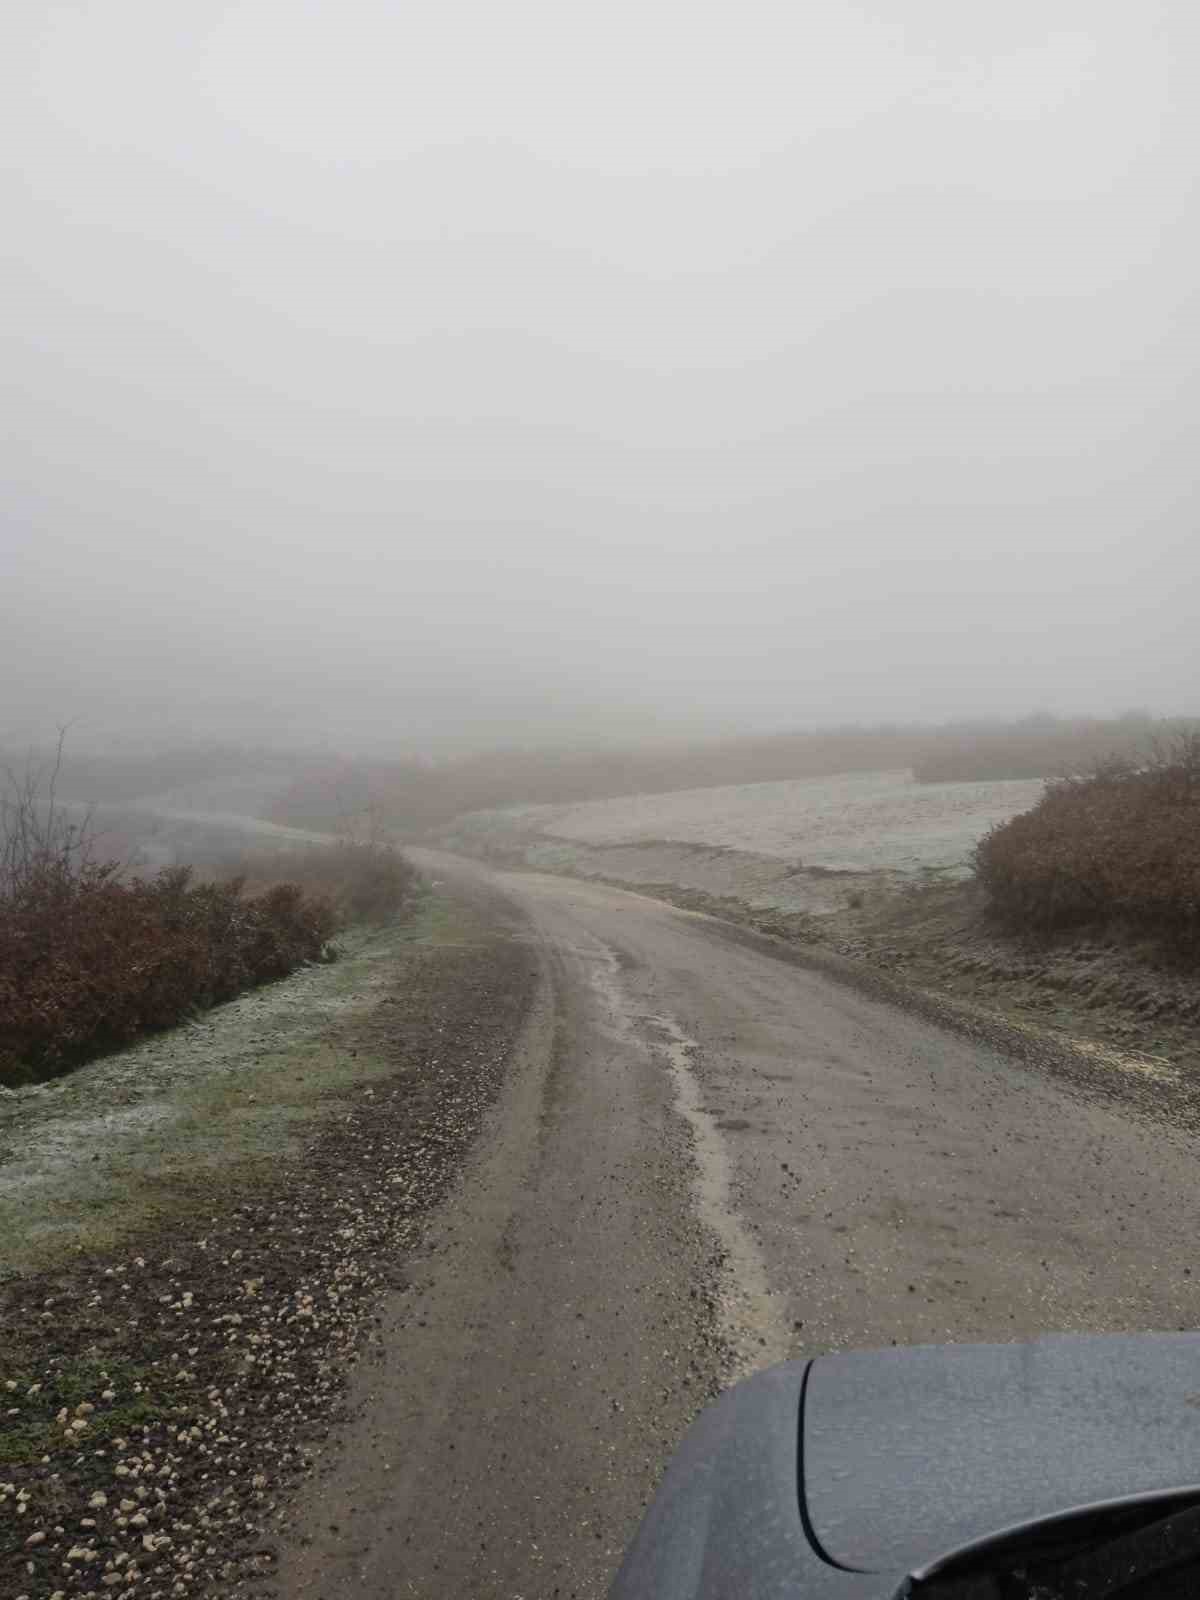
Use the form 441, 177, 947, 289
799, 878, 1200, 1083
0, 878, 537, 1600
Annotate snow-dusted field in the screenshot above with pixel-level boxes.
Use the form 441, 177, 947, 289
521, 769, 1045, 877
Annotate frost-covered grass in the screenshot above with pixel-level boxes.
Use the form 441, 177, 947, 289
0, 910, 424, 1274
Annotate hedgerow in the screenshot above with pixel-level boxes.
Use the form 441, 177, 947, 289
214, 838, 418, 927
0, 864, 337, 1086
0, 742, 416, 1085
972, 735, 1200, 953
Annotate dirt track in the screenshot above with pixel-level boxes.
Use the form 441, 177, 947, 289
279, 851, 1200, 1599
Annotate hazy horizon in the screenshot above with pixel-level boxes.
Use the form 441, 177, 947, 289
5, 2, 1198, 757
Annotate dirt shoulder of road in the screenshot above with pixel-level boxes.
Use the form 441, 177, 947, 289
822, 876, 1200, 1067
0, 879, 537, 1600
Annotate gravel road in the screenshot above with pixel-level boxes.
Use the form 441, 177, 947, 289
278, 852, 1200, 1600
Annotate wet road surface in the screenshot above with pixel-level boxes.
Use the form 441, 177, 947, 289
277, 856, 1200, 1599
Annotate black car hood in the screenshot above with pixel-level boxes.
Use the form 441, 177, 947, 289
803, 1332, 1200, 1575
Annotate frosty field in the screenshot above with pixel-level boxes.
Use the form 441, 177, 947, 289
446, 769, 1046, 913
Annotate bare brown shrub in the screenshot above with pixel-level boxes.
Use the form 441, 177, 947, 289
972, 734, 1200, 954
0, 746, 363, 1087
0, 866, 338, 1086
1, 730, 99, 899
213, 838, 417, 926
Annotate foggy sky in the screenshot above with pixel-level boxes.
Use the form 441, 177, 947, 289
4, 2, 1198, 754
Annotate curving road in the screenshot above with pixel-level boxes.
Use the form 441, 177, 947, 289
278, 853, 1200, 1599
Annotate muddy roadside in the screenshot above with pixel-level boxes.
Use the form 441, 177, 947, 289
0, 878, 537, 1600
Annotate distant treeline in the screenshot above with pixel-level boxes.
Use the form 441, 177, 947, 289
910, 713, 1197, 784
0, 740, 311, 806
266, 713, 1198, 836
12, 714, 1194, 841
266, 727, 922, 834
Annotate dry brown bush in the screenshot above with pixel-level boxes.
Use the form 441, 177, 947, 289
0, 864, 338, 1087
0, 746, 397, 1086
214, 838, 417, 926
972, 734, 1200, 954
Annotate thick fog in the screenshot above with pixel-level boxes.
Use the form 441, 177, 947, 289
4, 2, 1198, 754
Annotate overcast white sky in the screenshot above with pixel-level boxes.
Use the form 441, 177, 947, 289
3, 1, 1198, 752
